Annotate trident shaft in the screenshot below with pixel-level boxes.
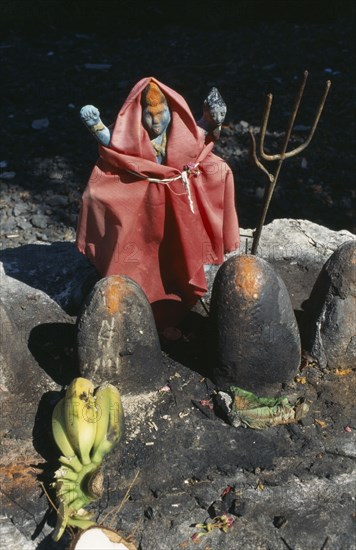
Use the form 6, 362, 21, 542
250, 71, 331, 255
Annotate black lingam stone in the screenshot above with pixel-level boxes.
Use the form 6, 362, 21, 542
305, 240, 356, 370
210, 255, 301, 391
77, 275, 163, 393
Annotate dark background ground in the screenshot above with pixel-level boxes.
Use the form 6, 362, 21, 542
0, 0, 355, 249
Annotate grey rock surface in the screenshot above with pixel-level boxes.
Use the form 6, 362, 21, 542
0, 242, 99, 315
245, 218, 355, 266
203, 218, 355, 306
0, 262, 77, 395
0, 516, 38, 550
0, 300, 35, 395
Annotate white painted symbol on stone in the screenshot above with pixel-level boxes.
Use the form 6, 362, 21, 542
98, 318, 115, 350
93, 356, 120, 377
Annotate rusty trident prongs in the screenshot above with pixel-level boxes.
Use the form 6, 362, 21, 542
250, 71, 331, 255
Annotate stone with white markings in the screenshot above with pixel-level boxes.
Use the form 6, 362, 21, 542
77, 275, 163, 393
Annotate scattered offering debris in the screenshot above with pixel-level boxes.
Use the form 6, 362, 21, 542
216, 386, 309, 429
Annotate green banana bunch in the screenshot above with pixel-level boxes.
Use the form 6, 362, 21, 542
91, 382, 124, 465
50, 377, 125, 541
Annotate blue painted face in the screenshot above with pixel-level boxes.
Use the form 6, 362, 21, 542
142, 104, 171, 139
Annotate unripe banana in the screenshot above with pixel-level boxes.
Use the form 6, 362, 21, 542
59, 455, 82, 473
52, 500, 94, 541
52, 398, 81, 466
57, 489, 79, 508
66, 496, 87, 510
55, 480, 77, 496
54, 466, 78, 482
64, 378, 97, 466
52, 501, 69, 542
91, 383, 124, 465
89, 384, 111, 463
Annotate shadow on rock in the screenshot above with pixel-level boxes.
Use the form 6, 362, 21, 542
29, 323, 80, 386
294, 308, 309, 349
0, 242, 99, 315
32, 390, 66, 544
32, 390, 64, 462
36, 532, 71, 549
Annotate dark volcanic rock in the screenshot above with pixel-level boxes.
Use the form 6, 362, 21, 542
0, 300, 34, 395
2, 216, 17, 232
31, 214, 48, 229
77, 275, 163, 393
305, 240, 356, 369
0, 242, 99, 315
210, 254, 301, 391
0, 264, 78, 392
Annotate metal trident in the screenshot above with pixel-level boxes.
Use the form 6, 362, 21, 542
250, 71, 331, 255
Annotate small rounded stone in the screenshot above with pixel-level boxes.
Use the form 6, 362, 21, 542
306, 240, 356, 369
210, 255, 301, 391
77, 275, 163, 393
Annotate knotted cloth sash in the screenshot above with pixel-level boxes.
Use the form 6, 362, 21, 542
126, 162, 201, 213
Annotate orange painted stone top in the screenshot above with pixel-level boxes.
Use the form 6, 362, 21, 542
234, 255, 264, 301
76, 77, 240, 308
101, 275, 133, 315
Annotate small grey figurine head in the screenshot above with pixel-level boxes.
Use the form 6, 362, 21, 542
203, 87, 227, 126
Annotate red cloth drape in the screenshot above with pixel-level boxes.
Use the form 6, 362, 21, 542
76, 77, 240, 308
